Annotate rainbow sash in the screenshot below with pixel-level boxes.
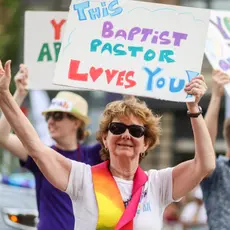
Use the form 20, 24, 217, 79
91, 161, 148, 230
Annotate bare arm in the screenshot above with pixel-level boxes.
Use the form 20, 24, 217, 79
204, 70, 230, 145
0, 60, 71, 191
0, 65, 29, 161
172, 75, 216, 200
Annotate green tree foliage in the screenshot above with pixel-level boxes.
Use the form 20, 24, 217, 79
0, 0, 22, 93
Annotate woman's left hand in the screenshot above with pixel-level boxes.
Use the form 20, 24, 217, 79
184, 75, 207, 106
14, 64, 28, 98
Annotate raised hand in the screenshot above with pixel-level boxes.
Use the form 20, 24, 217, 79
0, 60, 12, 93
211, 70, 230, 97
184, 75, 207, 105
14, 64, 28, 98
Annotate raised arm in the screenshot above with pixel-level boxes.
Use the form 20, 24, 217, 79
204, 70, 230, 145
0, 64, 29, 161
172, 75, 216, 200
0, 60, 71, 191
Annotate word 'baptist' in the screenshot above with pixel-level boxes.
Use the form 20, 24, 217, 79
89, 21, 189, 62
101, 21, 188, 46
73, 0, 123, 21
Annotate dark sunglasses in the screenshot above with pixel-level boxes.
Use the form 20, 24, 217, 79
45, 112, 76, 122
108, 122, 146, 138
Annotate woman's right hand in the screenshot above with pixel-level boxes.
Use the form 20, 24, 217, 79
14, 64, 28, 98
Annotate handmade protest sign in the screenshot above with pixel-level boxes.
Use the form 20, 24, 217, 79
205, 10, 230, 96
53, 0, 210, 102
24, 11, 74, 90
205, 10, 230, 73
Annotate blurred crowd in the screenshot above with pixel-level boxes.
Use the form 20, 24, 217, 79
163, 186, 208, 230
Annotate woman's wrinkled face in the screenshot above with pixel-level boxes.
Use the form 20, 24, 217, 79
103, 114, 148, 160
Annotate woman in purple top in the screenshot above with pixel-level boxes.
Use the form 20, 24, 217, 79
0, 64, 102, 230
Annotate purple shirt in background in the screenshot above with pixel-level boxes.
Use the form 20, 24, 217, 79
20, 144, 102, 230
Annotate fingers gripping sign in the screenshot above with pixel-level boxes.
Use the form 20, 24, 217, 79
0, 60, 12, 92
184, 75, 207, 104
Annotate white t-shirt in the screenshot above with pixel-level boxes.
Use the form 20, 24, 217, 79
113, 176, 133, 208
66, 161, 175, 230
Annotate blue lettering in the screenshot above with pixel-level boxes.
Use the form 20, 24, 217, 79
101, 43, 113, 54
144, 49, 156, 61
89, 7, 101, 20
169, 78, 185, 92
186, 70, 199, 98
143, 202, 151, 212
159, 50, 175, 63
101, 2, 109, 17
186, 70, 199, 82
157, 78, 165, 88
128, 46, 143, 57
73, 0, 123, 21
108, 0, 123, 16
144, 68, 197, 96
90, 39, 102, 52
113, 44, 126, 56
144, 67, 163, 91
73, 2, 89, 21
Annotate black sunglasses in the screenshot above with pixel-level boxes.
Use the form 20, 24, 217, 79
45, 112, 76, 122
108, 122, 146, 138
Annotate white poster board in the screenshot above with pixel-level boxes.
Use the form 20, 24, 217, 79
24, 11, 74, 90
205, 10, 230, 95
53, 1, 210, 102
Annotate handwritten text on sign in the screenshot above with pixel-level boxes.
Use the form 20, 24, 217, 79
53, 1, 210, 102
24, 11, 72, 90
205, 10, 230, 73
37, 19, 66, 62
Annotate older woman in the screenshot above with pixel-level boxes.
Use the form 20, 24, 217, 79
0, 62, 101, 230
0, 60, 215, 230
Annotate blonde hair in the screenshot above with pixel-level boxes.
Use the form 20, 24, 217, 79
96, 97, 161, 162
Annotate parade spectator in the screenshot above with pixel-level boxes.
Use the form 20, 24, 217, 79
0, 62, 101, 230
0, 60, 215, 229
201, 70, 230, 230
180, 186, 208, 230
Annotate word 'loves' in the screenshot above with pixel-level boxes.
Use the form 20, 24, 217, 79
68, 60, 136, 88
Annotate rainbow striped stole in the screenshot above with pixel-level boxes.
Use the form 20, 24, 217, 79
91, 161, 148, 230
